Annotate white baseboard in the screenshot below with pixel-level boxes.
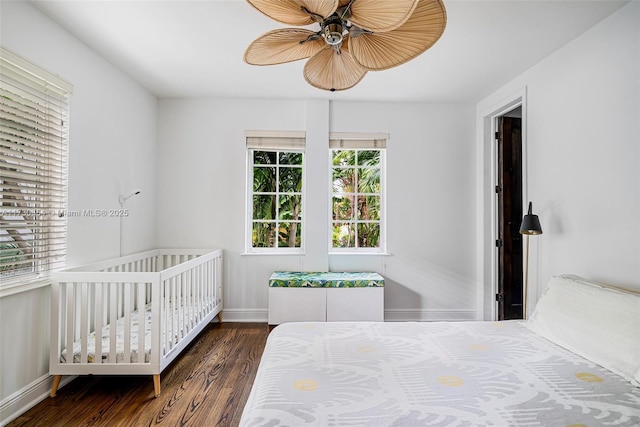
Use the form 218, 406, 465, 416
0, 374, 75, 426
220, 308, 476, 323
383, 309, 477, 322
221, 308, 268, 323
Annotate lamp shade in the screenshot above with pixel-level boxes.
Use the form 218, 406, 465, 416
519, 202, 543, 235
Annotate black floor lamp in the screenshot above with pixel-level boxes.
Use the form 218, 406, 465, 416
519, 202, 543, 319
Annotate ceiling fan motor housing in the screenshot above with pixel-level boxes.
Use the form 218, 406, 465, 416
322, 15, 345, 46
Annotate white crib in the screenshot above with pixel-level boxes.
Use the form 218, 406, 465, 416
49, 248, 223, 398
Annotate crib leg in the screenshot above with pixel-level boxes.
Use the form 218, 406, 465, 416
50, 375, 62, 397
153, 374, 161, 397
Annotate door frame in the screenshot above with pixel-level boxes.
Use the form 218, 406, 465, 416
496, 114, 524, 320
476, 87, 529, 321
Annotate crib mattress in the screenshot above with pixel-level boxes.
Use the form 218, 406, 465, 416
60, 304, 195, 364
240, 321, 640, 426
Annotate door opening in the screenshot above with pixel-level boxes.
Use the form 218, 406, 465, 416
495, 108, 523, 320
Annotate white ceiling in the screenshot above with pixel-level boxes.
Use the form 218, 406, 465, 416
30, 0, 629, 103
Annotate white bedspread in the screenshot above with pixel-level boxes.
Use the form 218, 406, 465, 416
240, 321, 640, 426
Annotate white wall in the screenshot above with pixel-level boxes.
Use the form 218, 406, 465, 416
0, 2, 157, 424
476, 1, 640, 318
330, 102, 477, 320
156, 98, 476, 322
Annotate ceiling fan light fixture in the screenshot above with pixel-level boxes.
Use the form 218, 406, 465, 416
322, 16, 344, 46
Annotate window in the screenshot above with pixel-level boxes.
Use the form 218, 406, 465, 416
330, 133, 387, 253
0, 47, 72, 285
246, 131, 305, 253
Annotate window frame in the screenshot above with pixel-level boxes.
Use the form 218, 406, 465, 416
245, 131, 306, 255
0, 47, 72, 289
328, 133, 388, 255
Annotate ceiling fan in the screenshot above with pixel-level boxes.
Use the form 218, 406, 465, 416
244, 0, 447, 92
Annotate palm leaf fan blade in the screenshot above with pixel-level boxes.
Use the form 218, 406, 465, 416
244, 29, 326, 65
347, 0, 419, 33
303, 39, 366, 91
247, 0, 339, 26
349, 0, 446, 70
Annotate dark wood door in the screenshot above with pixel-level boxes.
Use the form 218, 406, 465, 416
496, 116, 523, 320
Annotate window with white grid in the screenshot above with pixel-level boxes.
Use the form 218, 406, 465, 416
245, 131, 305, 253
330, 133, 387, 253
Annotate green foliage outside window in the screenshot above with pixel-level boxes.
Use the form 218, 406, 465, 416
251, 150, 303, 248
331, 149, 382, 249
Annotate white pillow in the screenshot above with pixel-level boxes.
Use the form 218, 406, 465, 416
526, 274, 640, 386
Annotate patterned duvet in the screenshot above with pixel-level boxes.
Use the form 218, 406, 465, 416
240, 321, 640, 426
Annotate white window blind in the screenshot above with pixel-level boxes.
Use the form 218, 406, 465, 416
329, 132, 388, 149
0, 47, 72, 282
245, 130, 306, 150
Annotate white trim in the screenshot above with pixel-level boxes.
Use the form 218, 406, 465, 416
329, 132, 390, 140
0, 46, 73, 94
241, 251, 305, 256
220, 308, 268, 323
0, 277, 50, 298
244, 130, 306, 139
476, 87, 528, 321
384, 309, 477, 322
218, 309, 476, 323
0, 374, 75, 426
328, 251, 392, 256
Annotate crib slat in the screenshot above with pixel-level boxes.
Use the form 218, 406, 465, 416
185, 271, 191, 333
191, 269, 195, 326
184, 272, 190, 333
80, 283, 89, 364
209, 259, 214, 309
137, 282, 146, 364
170, 276, 177, 349
178, 273, 184, 338
164, 278, 170, 355
197, 264, 205, 323
176, 273, 181, 339
202, 262, 208, 315
217, 256, 223, 305
213, 258, 218, 308
150, 277, 161, 365
123, 284, 132, 363
94, 282, 103, 364
109, 284, 117, 363
195, 265, 202, 323
202, 263, 207, 318
65, 284, 74, 364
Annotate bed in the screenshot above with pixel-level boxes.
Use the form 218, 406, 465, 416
240, 275, 640, 426
49, 248, 223, 397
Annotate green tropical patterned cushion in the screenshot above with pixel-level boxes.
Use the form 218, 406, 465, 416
269, 271, 384, 288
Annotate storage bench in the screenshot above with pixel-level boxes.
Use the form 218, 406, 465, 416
268, 271, 384, 325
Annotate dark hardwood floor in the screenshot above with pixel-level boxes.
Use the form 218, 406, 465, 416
8, 323, 270, 427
